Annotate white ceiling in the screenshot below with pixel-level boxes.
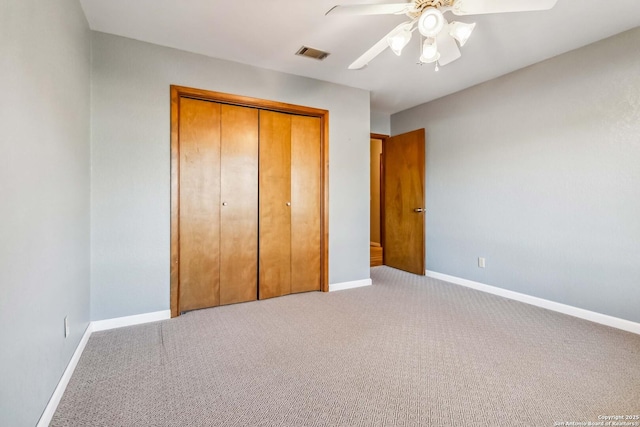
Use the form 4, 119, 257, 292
80, 0, 640, 115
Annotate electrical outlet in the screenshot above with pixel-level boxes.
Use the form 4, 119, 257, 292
64, 316, 69, 338
478, 257, 486, 268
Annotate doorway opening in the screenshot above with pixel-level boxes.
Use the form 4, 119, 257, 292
370, 133, 386, 267
370, 129, 426, 275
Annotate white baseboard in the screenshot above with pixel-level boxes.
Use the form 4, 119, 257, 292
426, 270, 640, 335
329, 278, 372, 292
37, 309, 172, 426
37, 323, 93, 427
91, 310, 171, 332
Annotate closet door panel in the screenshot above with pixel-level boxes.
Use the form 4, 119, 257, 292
291, 115, 322, 293
178, 98, 221, 312
219, 105, 259, 305
259, 110, 292, 299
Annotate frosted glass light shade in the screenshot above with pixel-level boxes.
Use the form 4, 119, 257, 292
418, 7, 445, 37
449, 21, 476, 47
419, 38, 440, 63
387, 27, 412, 56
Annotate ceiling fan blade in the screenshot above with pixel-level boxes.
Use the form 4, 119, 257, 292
451, 0, 558, 15
348, 21, 414, 69
435, 31, 461, 66
326, 3, 411, 16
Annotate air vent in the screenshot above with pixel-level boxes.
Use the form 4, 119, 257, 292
295, 46, 330, 61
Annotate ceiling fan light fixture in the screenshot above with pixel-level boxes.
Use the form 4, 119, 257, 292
418, 7, 445, 38
333, 0, 560, 72
449, 21, 476, 47
419, 38, 440, 64
387, 26, 412, 56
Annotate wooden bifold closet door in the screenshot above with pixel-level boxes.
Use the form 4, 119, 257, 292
259, 111, 321, 299
173, 91, 324, 316
178, 98, 258, 313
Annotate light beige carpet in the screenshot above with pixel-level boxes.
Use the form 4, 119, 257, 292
51, 267, 640, 426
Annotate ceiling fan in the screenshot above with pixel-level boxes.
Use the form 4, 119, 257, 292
326, 0, 559, 70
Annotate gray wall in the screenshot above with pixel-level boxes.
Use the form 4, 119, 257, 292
0, 0, 91, 426
91, 32, 371, 321
371, 111, 390, 136
392, 27, 640, 323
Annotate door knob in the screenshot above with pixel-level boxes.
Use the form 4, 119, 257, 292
222, 202, 228, 206
286, 202, 291, 206
414, 208, 425, 213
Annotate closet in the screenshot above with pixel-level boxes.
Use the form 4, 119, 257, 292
170, 86, 327, 317
259, 111, 322, 299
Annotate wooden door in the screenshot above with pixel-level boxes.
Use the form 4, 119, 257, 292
291, 115, 321, 293
259, 112, 322, 298
384, 129, 425, 275
178, 98, 221, 311
171, 85, 330, 317
176, 99, 259, 313
259, 110, 292, 299
219, 104, 259, 305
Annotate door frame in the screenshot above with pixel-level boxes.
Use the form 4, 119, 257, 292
370, 133, 388, 254
170, 85, 330, 317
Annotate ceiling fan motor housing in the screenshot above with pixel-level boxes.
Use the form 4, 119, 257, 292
408, 0, 456, 18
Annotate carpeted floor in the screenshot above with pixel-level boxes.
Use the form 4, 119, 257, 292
51, 267, 640, 426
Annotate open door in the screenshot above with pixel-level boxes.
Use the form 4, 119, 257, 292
383, 129, 425, 275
